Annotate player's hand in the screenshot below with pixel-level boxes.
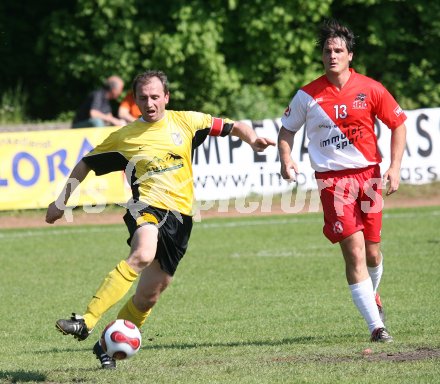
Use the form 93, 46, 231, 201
280, 160, 299, 182
383, 167, 400, 196
250, 137, 276, 152
45, 201, 65, 224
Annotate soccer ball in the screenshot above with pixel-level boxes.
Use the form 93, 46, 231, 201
100, 319, 142, 360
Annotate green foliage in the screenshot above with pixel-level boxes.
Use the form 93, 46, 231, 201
0, 0, 439, 120
55, 110, 76, 122
0, 82, 28, 124
331, 0, 440, 109
39, 0, 140, 86
0, 206, 439, 382
228, 84, 283, 120
147, 4, 239, 114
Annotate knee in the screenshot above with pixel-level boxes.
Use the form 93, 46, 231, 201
366, 248, 382, 266
344, 245, 365, 266
128, 249, 155, 270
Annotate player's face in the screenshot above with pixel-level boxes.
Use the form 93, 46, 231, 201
322, 37, 353, 76
135, 77, 170, 123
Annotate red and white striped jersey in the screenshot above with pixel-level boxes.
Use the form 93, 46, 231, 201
281, 68, 407, 172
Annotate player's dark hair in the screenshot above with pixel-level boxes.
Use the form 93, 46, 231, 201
132, 70, 169, 97
317, 19, 355, 53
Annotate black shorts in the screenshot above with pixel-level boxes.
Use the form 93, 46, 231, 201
123, 205, 193, 276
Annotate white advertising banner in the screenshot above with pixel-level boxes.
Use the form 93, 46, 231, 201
0, 108, 438, 211
192, 108, 440, 201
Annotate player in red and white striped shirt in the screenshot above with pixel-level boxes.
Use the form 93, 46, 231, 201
278, 20, 407, 342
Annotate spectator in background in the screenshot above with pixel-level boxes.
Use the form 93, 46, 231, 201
118, 91, 141, 123
72, 75, 126, 128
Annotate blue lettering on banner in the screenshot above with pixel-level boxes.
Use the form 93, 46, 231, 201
13, 152, 40, 186
1, 138, 95, 189
75, 138, 94, 164
47, 149, 70, 181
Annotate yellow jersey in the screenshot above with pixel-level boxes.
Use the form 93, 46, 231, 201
83, 110, 233, 215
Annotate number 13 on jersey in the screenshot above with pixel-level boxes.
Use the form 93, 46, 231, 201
334, 104, 348, 119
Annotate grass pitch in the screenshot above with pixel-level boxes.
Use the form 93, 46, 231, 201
0, 206, 439, 383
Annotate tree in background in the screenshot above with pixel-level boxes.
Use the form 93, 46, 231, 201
0, 0, 75, 120
331, 0, 440, 110
0, 0, 439, 121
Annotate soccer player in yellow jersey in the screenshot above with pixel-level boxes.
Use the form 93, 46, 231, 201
45, 70, 275, 369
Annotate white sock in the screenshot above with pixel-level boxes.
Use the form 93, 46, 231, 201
367, 257, 383, 293
349, 277, 384, 333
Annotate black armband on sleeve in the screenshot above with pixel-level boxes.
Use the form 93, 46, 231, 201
221, 122, 233, 137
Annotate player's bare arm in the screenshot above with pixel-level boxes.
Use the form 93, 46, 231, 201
230, 121, 276, 152
90, 109, 125, 126
383, 123, 407, 196
45, 160, 91, 224
278, 126, 299, 181
118, 106, 137, 123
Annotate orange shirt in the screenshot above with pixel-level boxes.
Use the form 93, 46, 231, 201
120, 92, 141, 118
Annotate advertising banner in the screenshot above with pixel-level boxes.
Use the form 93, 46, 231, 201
192, 108, 440, 200
0, 108, 439, 211
0, 127, 130, 211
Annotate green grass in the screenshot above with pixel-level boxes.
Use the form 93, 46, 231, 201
0, 206, 439, 383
